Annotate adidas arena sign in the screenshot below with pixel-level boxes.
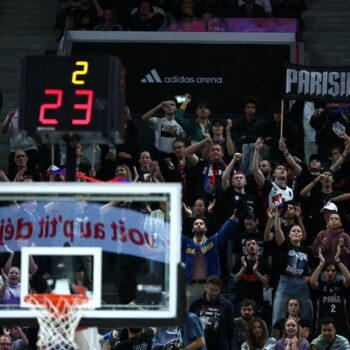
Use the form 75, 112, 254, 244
141, 69, 223, 84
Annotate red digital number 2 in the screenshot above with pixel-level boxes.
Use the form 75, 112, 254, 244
39, 89, 94, 126
39, 89, 62, 125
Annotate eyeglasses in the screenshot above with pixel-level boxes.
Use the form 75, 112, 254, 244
325, 269, 336, 272
15, 154, 26, 158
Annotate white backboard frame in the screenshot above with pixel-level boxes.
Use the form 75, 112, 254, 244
0, 182, 182, 326
21, 247, 102, 309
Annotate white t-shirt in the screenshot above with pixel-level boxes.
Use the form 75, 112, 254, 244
151, 117, 185, 154
263, 179, 294, 210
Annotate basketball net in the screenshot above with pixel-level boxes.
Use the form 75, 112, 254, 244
25, 293, 88, 350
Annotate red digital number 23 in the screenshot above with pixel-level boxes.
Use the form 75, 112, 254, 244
39, 89, 93, 126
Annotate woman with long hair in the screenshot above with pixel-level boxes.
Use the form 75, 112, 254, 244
241, 318, 276, 350
114, 163, 133, 182
275, 317, 310, 350
271, 210, 313, 328
273, 298, 311, 339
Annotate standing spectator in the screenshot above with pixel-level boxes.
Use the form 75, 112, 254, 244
184, 137, 228, 222
175, 95, 212, 144
134, 151, 164, 183
0, 267, 21, 306
161, 139, 197, 205
271, 210, 313, 328
142, 98, 186, 162
189, 275, 234, 350
300, 170, 343, 213
7, 149, 41, 182
310, 102, 350, 164
232, 215, 266, 271
182, 211, 238, 299
251, 138, 293, 211
1, 109, 38, 175
241, 318, 276, 350
327, 145, 350, 191
236, 97, 268, 174
222, 153, 260, 224
233, 237, 269, 316
311, 318, 350, 349
264, 202, 306, 243
310, 248, 350, 337
287, 101, 316, 163
210, 118, 236, 163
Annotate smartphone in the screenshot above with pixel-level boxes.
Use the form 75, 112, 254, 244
175, 95, 186, 104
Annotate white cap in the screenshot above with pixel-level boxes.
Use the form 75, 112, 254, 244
320, 202, 338, 213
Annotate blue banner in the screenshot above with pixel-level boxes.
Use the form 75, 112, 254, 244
0, 201, 170, 263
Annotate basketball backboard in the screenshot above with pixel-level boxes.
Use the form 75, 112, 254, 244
0, 182, 185, 327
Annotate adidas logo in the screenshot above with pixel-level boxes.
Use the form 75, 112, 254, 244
140, 70, 224, 84
141, 69, 162, 83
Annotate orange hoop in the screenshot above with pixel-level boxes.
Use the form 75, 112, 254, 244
25, 293, 88, 316
24, 293, 89, 349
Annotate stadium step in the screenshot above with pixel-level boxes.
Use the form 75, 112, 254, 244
301, 1, 350, 66
0, 0, 58, 170
306, 3, 350, 11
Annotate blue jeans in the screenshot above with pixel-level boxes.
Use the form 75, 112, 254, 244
272, 275, 313, 327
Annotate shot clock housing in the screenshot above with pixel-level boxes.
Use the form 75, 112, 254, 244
19, 55, 126, 144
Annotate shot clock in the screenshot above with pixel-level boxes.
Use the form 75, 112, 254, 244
19, 55, 126, 144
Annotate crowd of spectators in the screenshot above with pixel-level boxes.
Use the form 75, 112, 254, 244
1, 90, 350, 349
55, 0, 305, 35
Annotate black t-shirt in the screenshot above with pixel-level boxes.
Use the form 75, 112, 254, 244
196, 299, 230, 350
113, 329, 154, 350
224, 189, 260, 228
278, 241, 310, 277
232, 230, 265, 258
233, 257, 269, 303
315, 280, 349, 336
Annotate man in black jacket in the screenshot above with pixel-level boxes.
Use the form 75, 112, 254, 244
189, 275, 234, 350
